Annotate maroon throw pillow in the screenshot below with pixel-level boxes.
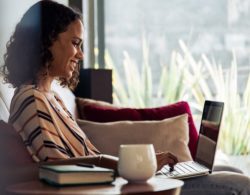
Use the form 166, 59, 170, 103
0, 120, 33, 166
81, 101, 198, 159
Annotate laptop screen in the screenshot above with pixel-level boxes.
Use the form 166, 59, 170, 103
195, 100, 224, 170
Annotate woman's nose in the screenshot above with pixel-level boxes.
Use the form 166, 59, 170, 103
76, 48, 84, 60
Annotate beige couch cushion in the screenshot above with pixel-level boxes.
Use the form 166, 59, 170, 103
0, 98, 10, 122
77, 114, 192, 162
0, 77, 15, 122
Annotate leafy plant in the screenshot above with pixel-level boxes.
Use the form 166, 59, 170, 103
105, 36, 154, 107
105, 37, 191, 108
157, 50, 190, 104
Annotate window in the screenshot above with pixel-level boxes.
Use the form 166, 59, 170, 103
100, 0, 250, 156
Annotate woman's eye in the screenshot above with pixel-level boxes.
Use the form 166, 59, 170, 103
72, 42, 79, 47
72, 40, 83, 50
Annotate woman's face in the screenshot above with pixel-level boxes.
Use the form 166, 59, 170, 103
49, 19, 83, 79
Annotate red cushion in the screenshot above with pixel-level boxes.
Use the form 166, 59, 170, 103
0, 120, 33, 166
81, 101, 198, 159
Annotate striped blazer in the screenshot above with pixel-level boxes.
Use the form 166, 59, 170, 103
9, 85, 100, 162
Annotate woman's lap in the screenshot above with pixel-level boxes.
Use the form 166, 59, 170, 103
181, 169, 250, 195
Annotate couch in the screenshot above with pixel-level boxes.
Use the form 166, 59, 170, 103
0, 77, 209, 194
0, 77, 200, 193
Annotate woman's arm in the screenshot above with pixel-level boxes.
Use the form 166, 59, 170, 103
40, 152, 177, 175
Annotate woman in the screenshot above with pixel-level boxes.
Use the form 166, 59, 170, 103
1, 1, 250, 194
1, 0, 176, 171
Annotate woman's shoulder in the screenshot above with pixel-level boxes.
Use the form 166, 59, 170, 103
14, 84, 41, 96
12, 84, 47, 105
9, 85, 49, 120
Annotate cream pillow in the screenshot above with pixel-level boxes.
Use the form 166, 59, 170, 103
77, 114, 192, 162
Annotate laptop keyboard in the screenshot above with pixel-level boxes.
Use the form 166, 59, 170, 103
159, 161, 209, 178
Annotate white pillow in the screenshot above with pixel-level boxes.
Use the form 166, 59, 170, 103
77, 114, 192, 162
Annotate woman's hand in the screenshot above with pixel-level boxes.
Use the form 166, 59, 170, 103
156, 152, 178, 171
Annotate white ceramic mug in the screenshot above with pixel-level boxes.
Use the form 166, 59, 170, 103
118, 144, 157, 183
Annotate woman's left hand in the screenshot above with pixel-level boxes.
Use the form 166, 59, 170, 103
156, 152, 178, 171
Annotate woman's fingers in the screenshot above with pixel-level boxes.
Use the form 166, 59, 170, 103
166, 152, 178, 165
156, 152, 178, 171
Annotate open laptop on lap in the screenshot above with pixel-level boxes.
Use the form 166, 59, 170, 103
158, 100, 224, 179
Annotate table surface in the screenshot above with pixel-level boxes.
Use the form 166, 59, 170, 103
7, 176, 184, 195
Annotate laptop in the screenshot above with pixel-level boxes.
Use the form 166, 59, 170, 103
158, 100, 224, 179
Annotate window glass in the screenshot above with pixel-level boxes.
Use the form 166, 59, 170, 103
104, 0, 250, 106
104, 0, 250, 156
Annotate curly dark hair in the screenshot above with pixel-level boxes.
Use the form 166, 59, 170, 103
1, 0, 82, 90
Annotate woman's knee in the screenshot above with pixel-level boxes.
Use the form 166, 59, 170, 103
181, 172, 250, 195
213, 165, 243, 174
